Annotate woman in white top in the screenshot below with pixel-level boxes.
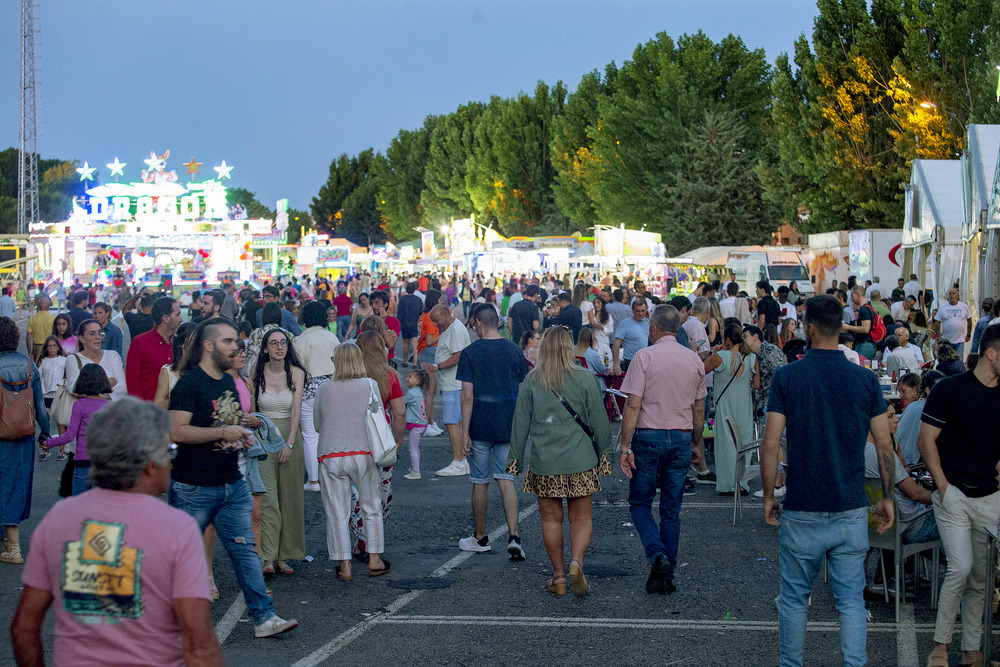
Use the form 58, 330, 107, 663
293, 302, 340, 492
64, 320, 126, 401
251, 328, 306, 576
37, 336, 67, 439
153, 322, 197, 410
588, 295, 614, 358
573, 284, 595, 329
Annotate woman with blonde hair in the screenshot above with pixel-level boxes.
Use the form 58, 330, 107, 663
704, 323, 760, 495
572, 283, 594, 329
314, 343, 390, 579
507, 326, 612, 596
352, 330, 405, 557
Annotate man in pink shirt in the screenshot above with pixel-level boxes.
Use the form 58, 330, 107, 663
11, 398, 223, 666
619, 304, 706, 596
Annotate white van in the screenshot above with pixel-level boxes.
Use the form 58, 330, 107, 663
727, 250, 814, 295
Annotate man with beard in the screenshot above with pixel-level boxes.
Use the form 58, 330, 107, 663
167, 319, 298, 639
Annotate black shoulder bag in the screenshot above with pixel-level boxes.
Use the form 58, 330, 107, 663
713, 353, 745, 405
554, 390, 599, 458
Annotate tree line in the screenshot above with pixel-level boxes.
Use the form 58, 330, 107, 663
312, 0, 1000, 254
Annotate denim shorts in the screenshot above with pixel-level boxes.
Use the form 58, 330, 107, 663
469, 440, 513, 484
441, 389, 462, 424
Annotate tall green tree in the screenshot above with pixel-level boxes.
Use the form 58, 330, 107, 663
665, 108, 777, 253
374, 117, 438, 241
583, 31, 773, 241
310, 149, 384, 244
550, 66, 617, 231
422, 103, 483, 222
466, 80, 568, 236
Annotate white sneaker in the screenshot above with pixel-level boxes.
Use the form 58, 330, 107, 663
303, 482, 321, 492
753, 486, 787, 499
254, 615, 298, 638
436, 461, 468, 477
458, 536, 491, 552
403, 471, 421, 480
425, 423, 443, 437
459, 460, 470, 475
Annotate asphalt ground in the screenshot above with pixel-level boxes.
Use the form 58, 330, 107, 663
0, 308, 994, 666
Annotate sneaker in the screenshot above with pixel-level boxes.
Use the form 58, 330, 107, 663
37, 448, 50, 462
403, 471, 421, 480
436, 460, 468, 477
425, 423, 443, 437
254, 615, 299, 638
753, 486, 787, 499
303, 482, 321, 492
55, 450, 66, 462
683, 478, 697, 496
458, 536, 491, 552
507, 536, 526, 561
867, 578, 897, 596
696, 470, 716, 484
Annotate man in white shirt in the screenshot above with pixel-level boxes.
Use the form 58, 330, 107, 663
776, 286, 797, 322
865, 276, 885, 302
884, 335, 920, 376
683, 297, 712, 358
718, 282, 750, 324
894, 327, 924, 365
837, 333, 862, 365
903, 274, 922, 301
891, 295, 916, 323
424, 305, 472, 477
932, 288, 972, 357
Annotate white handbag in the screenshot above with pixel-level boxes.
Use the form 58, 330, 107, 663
365, 378, 398, 467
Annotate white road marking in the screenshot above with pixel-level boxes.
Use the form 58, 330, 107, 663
214, 592, 245, 645
288, 503, 540, 666
896, 604, 919, 666
381, 614, 938, 634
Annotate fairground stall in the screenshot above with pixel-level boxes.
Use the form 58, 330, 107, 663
28, 151, 285, 288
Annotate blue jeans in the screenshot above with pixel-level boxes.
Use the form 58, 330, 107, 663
627, 429, 691, 571
169, 479, 275, 624
469, 440, 513, 484
951, 341, 964, 358
336, 315, 352, 340
778, 508, 868, 667
71, 466, 91, 496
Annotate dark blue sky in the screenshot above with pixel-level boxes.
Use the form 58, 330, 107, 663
2, 0, 819, 213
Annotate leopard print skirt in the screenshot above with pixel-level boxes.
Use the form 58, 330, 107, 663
524, 468, 601, 498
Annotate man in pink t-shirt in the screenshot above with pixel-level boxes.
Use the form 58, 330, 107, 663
12, 398, 222, 667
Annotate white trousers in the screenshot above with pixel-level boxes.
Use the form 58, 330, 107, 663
300, 395, 319, 483
932, 485, 1000, 650
319, 455, 383, 561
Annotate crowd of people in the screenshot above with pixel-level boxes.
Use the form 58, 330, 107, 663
1, 268, 998, 666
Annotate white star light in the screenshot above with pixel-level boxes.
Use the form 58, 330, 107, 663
76, 162, 96, 181
213, 160, 234, 181
106, 157, 126, 177
144, 155, 165, 172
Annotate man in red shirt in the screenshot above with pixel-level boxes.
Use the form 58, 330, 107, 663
333, 284, 354, 341
126, 297, 182, 400
369, 290, 400, 361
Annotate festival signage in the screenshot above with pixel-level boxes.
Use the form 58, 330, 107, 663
217, 271, 240, 283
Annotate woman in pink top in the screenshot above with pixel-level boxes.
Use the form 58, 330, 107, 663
314, 343, 390, 580
51, 314, 77, 356
45, 364, 111, 496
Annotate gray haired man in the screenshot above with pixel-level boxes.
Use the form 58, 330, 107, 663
12, 399, 224, 666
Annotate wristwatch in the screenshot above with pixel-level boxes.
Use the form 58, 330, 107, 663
621, 448, 632, 456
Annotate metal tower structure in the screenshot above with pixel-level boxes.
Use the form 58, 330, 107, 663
18, 0, 40, 235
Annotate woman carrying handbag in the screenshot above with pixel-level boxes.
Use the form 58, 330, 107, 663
314, 343, 391, 580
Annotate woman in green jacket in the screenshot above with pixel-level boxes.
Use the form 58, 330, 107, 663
507, 326, 612, 596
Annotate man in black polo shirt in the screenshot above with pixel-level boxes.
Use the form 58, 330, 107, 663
507, 284, 541, 345
544, 292, 582, 342
755, 280, 781, 329
168, 319, 298, 639
918, 323, 1000, 667
761, 295, 893, 666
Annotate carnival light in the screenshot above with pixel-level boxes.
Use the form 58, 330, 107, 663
76, 162, 96, 181
214, 160, 234, 181
144, 154, 165, 172
183, 157, 202, 175
106, 157, 126, 178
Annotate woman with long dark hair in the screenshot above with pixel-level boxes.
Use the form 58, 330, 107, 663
704, 323, 760, 495
251, 328, 307, 576
51, 313, 77, 355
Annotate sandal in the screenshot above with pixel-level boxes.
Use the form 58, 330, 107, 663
368, 559, 391, 577
276, 561, 294, 575
568, 561, 588, 596
0, 543, 24, 564
926, 645, 949, 667
208, 576, 220, 601
262, 561, 275, 576
546, 575, 567, 595
335, 565, 352, 581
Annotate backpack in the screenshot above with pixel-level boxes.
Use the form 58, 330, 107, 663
862, 304, 886, 342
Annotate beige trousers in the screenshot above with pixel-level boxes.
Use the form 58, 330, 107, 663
320, 454, 383, 561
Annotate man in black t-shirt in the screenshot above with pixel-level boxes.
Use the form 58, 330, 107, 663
507, 284, 541, 345
918, 323, 1000, 667
755, 281, 781, 329
396, 282, 424, 366
121, 289, 157, 339
168, 319, 298, 639
455, 306, 529, 559
545, 292, 583, 342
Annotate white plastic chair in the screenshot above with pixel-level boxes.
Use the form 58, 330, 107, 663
724, 416, 785, 525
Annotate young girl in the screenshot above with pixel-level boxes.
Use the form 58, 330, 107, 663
36, 336, 67, 461
52, 314, 77, 355
403, 369, 429, 480
43, 364, 112, 496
